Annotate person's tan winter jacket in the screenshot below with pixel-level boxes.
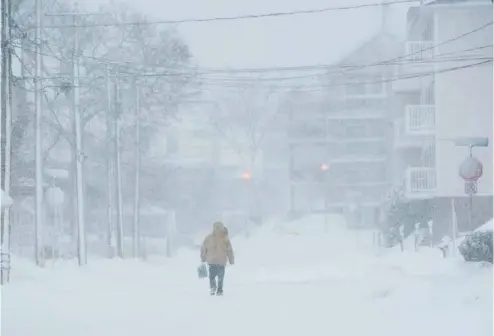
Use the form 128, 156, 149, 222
200, 222, 234, 266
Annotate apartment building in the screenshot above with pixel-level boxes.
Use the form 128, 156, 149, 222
390, 0, 493, 241
288, 31, 402, 228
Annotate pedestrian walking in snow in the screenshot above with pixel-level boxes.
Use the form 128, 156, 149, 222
200, 222, 234, 296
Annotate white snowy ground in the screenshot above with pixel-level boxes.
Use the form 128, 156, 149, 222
2, 215, 493, 336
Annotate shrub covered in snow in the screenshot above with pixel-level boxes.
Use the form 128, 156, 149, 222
459, 230, 493, 264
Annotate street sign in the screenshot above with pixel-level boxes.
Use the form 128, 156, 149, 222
454, 137, 489, 148
464, 181, 477, 195
459, 156, 483, 181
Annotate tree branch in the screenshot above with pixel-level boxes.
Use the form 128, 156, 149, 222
42, 132, 62, 165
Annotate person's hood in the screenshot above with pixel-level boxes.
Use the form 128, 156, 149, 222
212, 221, 226, 234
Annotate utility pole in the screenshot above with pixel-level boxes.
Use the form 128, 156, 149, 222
72, 13, 86, 266
34, 0, 44, 267
105, 64, 114, 258
133, 80, 141, 258
114, 70, 124, 258
46, 8, 112, 264
45, 4, 104, 266
1, 0, 7, 190
0, 0, 7, 189
1, 0, 12, 283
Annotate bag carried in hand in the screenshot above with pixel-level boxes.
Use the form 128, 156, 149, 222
197, 263, 208, 279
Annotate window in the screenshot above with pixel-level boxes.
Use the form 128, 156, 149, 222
346, 124, 367, 138
344, 142, 387, 158
346, 83, 366, 96
292, 145, 326, 170
344, 99, 387, 111
290, 118, 326, 138
345, 81, 385, 97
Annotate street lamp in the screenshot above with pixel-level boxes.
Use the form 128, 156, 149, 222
242, 172, 252, 181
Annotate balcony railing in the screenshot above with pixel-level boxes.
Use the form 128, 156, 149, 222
405, 41, 435, 62
405, 167, 436, 195
405, 105, 436, 135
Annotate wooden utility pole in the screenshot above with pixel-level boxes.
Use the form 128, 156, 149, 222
105, 64, 115, 258
113, 70, 124, 258
133, 80, 141, 258
46, 6, 88, 265
71, 13, 87, 266
1, 0, 12, 283
34, 0, 44, 267
45, 5, 108, 265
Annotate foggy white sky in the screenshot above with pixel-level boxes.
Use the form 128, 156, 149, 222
93, 0, 414, 68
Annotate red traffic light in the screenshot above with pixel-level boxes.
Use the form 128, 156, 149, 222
320, 163, 329, 171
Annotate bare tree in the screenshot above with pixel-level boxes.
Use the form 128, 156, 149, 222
210, 84, 280, 228
9, 0, 196, 261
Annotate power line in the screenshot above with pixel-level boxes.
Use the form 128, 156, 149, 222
12, 19, 492, 79
12, 40, 492, 80
343, 21, 494, 73
299, 59, 493, 92
11, 47, 493, 92
25, 0, 417, 30
192, 59, 492, 91
11, 19, 493, 93
13, 56, 492, 92
173, 21, 493, 75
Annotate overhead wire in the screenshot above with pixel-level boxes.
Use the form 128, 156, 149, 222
9, 8, 493, 94
11, 18, 493, 83
340, 21, 494, 74
11, 39, 493, 86
24, 0, 418, 30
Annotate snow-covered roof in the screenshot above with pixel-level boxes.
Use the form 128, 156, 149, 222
1, 189, 13, 209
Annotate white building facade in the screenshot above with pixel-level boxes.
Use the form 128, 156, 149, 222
390, 0, 492, 239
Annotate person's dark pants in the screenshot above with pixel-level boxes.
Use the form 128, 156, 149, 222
208, 264, 226, 293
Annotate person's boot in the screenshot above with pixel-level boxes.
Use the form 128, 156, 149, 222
210, 288, 216, 296
216, 289, 223, 296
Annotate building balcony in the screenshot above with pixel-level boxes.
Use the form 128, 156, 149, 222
393, 41, 435, 92
393, 105, 435, 149
404, 41, 435, 62
405, 104, 435, 135
393, 120, 433, 150
404, 167, 436, 199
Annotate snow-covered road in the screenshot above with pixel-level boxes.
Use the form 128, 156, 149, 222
2, 217, 493, 336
